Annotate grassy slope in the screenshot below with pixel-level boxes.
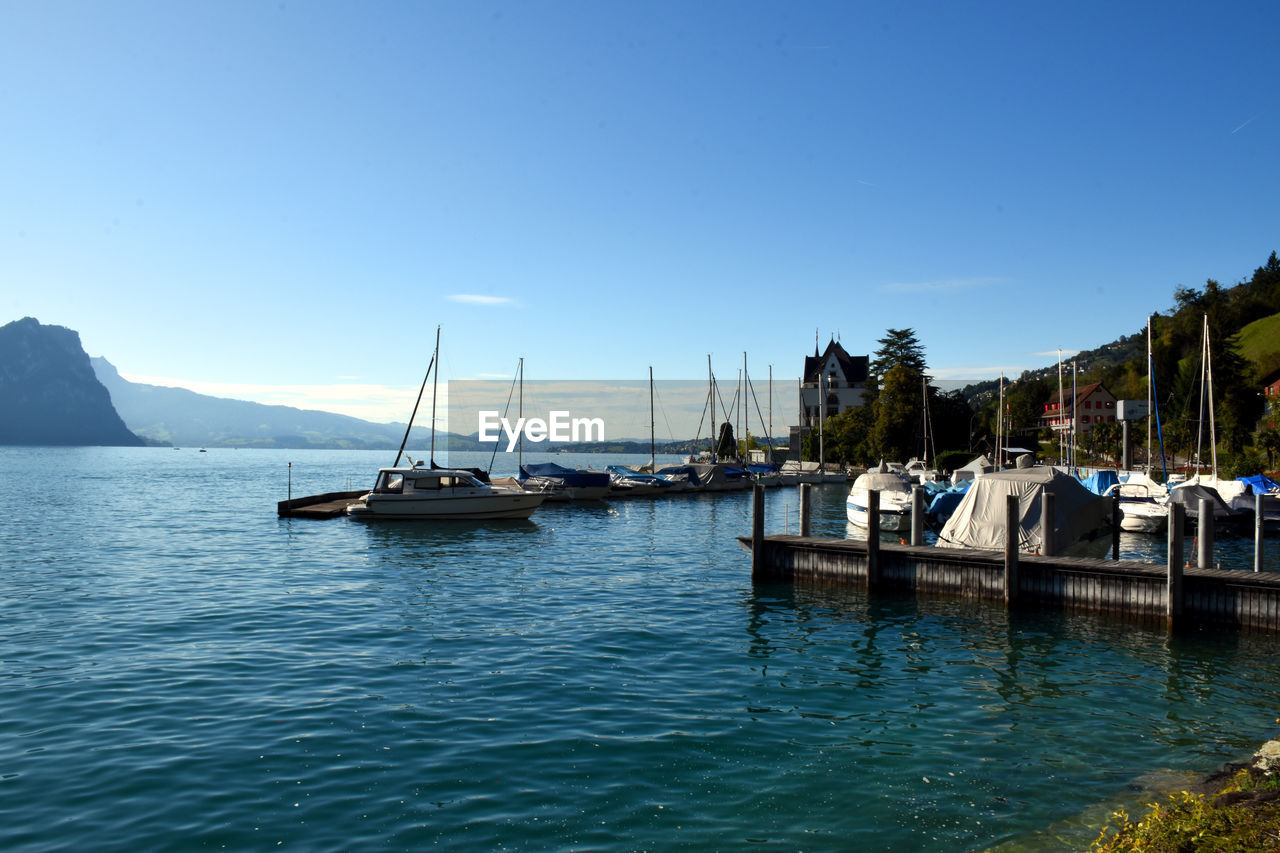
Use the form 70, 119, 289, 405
1236, 312, 1280, 370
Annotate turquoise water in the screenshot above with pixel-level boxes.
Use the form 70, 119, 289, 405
4, 447, 1280, 852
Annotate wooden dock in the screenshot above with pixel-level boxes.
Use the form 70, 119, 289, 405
741, 534, 1280, 631
277, 490, 367, 519
743, 485, 1280, 633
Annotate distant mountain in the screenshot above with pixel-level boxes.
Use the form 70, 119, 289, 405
92, 358, 472, 450
0, 317, 144, 446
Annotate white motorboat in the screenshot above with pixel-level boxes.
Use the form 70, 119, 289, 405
347, 466, 545, 520
846, 462, 914, 531
1105, 472, 1168, 534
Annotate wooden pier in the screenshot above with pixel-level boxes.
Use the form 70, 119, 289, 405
744, 485, 1280, 633
277, 490, 367, 519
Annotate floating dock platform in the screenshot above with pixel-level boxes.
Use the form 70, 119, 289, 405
277, 490, 367, 519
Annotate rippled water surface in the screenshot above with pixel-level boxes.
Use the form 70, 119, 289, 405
4, 447, 1280, 852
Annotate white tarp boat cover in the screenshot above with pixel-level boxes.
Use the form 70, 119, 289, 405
937, 466, 1109, 553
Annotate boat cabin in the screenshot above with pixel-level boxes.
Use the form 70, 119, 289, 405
372, 468, 486, 494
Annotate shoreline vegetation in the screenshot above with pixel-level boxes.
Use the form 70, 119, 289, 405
1089, 735, 1280, 851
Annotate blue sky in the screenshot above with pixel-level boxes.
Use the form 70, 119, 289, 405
3, 1, 1277, 422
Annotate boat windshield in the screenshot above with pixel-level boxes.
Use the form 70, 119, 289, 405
375, 472, 405, 493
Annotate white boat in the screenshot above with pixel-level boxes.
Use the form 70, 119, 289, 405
1105, 472, 1168, 534
846, 462, 914, 531
348, 466, 545, 520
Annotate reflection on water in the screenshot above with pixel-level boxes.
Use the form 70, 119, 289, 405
4, 448, 1280, 853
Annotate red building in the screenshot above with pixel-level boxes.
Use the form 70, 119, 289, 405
1039, 382, 1117, 436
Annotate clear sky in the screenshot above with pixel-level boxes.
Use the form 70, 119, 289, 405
3, 1, 1277, 423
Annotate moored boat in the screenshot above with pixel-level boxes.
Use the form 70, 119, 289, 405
846, 461, 914, 531
519, 462, 612, 501
347, 465, 545, 520
937, 463, 1110, 556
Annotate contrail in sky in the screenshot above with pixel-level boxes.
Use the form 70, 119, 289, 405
1232, 114, 1259, 134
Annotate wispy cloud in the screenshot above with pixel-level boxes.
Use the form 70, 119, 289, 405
880, 276, 1001, 294
448, 294, 514, 306
1031, 349, 1081, 359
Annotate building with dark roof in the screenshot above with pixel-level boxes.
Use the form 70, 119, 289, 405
799, 338, 869, 428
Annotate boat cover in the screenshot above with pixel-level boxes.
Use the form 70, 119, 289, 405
937, 467, 1108, 553
1167, 483, 1234, 519
519, 462, 610, 487
926, 482, 971, 524
1239, 474, 1280, 495
1079, 470, 1120, 496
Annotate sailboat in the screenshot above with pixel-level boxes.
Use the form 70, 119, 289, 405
1168, 315, 1238, 529
347, 329, 547, 520
1110, 317, 1170, 534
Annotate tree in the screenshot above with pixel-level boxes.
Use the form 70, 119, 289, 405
869, 328, 927, 391
1258, 425, 1280, 472
870, 364, 923, 462
715, 422, 736, 460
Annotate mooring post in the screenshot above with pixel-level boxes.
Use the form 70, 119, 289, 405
1111, 492, 1121, 560
1198, 497, 1214, 570
1004, 494, 1019, 607
288, 461, 292, 501
1257, 493, 1266, 573
1041, 491, 1056, 557
911, 486, 924, 547
867, 489, 881, 590
799, 483, 811, 538
751, 484, 765, 582
1168, 501, 1184, 627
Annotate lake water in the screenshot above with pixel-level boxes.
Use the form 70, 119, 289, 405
5, 446, 1280, 851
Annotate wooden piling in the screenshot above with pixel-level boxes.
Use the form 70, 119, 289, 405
1198, 497, 1214, 570
1041, 491, 1056, 557
1168, 501, 1184, 626
867, 489, 881, 590
799, 483, 811, 538
1111, 492, 1121, 560
751, 484, 765, 582
1005, 494, 1019, 607
1257, 494, 1266, 574
911, 487, 925, 547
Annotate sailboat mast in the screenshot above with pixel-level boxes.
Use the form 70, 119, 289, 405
1196, 317, 1206, 478
1152, 317, 1162, 479
768, 365, 773, 465
518, 357, 524, 471
708, 354, 716, 462
428, 325, 441, 466
1057, 350, 1065, 465
649, 366, 655, 472
818, 370, 826, 471
393, 329, 437, 469
1206, 315, 1217, 479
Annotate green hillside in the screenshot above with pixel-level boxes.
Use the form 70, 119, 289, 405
1236, 311, 1280, 378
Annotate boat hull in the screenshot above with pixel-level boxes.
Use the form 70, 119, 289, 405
347, 490, 544, 520
846, 497, 913, 531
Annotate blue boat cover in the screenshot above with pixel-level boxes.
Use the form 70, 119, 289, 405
1239, 474, 1280, 494
1079, 470, 1120, 496
520, 462, 610, 487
